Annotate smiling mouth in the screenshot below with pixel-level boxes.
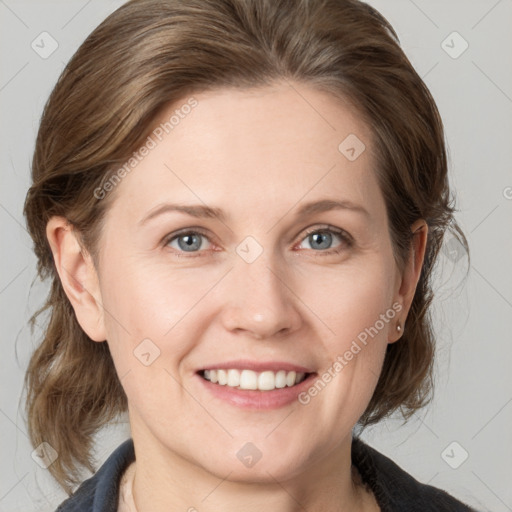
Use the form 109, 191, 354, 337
198, 369, 312, 391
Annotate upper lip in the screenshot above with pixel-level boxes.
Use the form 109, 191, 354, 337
199, 360, 315, 373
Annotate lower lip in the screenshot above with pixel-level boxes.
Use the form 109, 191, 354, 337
195, 372, 317, 410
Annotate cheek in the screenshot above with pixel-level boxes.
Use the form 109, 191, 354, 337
301, 256, 395, 348
100, 256, 198, 334
297, 257, 395, 409
98, 257, 223, 374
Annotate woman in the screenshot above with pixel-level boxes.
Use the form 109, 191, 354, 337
23, 0, 476, 510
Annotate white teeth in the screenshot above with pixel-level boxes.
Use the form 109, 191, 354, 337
202, 368, 308, 391
239, 369, 258, 390
286, 371, 296, 387
258, 371, 275, 391
275, 370, 287, 388
217, 369, 227, 385
227, 369, 240, 387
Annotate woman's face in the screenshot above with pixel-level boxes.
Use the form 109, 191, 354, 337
88, 82, 416, 482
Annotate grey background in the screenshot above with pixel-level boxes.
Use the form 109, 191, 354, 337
1, 0, 511, 510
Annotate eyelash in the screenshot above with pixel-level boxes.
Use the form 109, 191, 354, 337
162, 225, 353, 258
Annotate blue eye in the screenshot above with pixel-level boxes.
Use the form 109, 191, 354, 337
163, 225, 352, 257
305, 231, 335, 250
297, 226, 352, 254
165, 230, 211, 254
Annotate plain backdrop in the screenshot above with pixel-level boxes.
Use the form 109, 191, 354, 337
1, 1, 511, 510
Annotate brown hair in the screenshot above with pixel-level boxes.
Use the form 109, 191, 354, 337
23, 0, 469, 494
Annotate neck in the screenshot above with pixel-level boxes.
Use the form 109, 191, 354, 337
129, 423, 375, 512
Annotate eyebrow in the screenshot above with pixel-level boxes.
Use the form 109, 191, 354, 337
138, 198, 370, 226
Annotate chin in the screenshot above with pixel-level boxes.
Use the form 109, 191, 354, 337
195, 443, 313, 484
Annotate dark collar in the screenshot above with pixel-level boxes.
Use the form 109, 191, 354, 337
351, 435, 476, 511
56, 438, 135, 511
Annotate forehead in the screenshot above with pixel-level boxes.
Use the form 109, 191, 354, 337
106, 82, 384, 227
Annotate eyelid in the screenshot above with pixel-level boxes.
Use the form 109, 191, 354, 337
162, 224, 353, 256
298, 224, 353, 244
161, 227, 216, 254
294, 224, 353, 254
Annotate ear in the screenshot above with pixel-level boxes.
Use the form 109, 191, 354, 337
46, 216, 106, 342
389, 219, 428, 343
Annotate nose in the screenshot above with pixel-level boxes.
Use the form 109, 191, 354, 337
220, 254, 303, 340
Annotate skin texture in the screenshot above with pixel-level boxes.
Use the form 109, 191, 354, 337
46, 81, 427, 512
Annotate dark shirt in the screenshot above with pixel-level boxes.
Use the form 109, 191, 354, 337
56, 436, 477, 511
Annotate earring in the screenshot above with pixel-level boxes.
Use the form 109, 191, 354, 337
397, 323, 402, 332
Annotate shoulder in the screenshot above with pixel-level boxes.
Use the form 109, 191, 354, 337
55, 438, 135, 512
352, 436, 478, 512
